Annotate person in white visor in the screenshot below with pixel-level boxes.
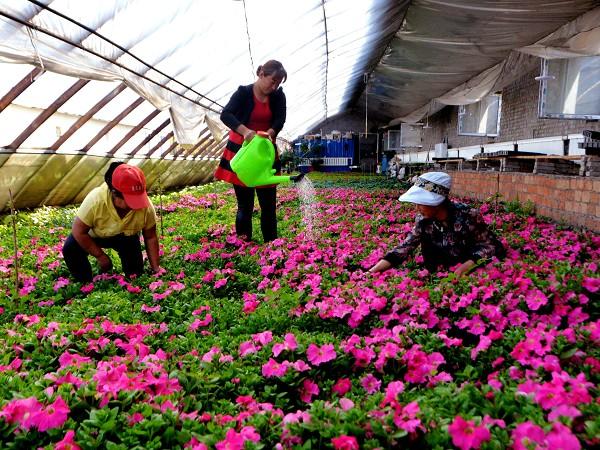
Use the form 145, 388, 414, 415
369, 172, 504, 276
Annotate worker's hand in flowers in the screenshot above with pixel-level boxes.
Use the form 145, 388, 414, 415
368, 259, 391, 273
96, 253, 113, 273
454, 259, 475, 278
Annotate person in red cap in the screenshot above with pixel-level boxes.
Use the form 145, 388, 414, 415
62, 162, 161, 282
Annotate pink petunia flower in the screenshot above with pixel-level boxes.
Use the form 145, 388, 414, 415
511, 421, 546, 450
332, 378, 352, 396
360, 373, 381, 394
299, 379, 319, 403
261, 358, 288, 378
447, 416, 490, 450
55, 430, 81, 450
381, 380, 405, 407
36, 396, 70, 432
545, 422, 581, 450
184, 436, 208, 450
331, 435, 359, 450
272, 333, 298, 357
0, 396, 43, 430
582, 276, 600, 293
393, 401, 421, 433
306, 343, 336, 366
215, 428, 245, 450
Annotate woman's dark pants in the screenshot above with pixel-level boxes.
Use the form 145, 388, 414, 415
233, 185, 277, 242
62, 233, 143, 282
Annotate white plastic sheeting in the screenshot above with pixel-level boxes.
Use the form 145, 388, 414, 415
365, 0, 600, 125
0, 0, 408, 143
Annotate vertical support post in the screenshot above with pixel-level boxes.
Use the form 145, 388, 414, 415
8, 189, 19, 298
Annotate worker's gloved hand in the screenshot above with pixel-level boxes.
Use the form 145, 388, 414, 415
290, 173, 305, 183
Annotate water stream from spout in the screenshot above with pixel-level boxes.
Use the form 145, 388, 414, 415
295, 175, 318, 240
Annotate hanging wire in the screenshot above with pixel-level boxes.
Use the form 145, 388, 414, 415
321, 0, 329, 120
241, 0, 254, 75
26, 27, 45, 73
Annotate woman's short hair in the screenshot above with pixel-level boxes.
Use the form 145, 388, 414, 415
257, 60, 287, 83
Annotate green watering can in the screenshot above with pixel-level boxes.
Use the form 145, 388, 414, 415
230, 131, 301, 187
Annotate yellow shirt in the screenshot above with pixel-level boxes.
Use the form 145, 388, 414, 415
77, 184, 157, 238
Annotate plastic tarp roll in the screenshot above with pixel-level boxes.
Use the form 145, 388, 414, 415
376, 0, 600, 125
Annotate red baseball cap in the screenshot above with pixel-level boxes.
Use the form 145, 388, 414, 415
112, 164, 151, 210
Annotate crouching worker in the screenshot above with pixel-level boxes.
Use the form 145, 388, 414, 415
62, 162, 160, 282
369, 172, 504, 277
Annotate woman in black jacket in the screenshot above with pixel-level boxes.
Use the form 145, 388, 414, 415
216, 60, 287, 242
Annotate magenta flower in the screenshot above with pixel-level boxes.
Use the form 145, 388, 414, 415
331, 435, 359, 450
238, 341, 258, 357
214, 278, 228, 289
55, 430, 81, 450
524, 288, 548, 311
215, 428, 245, 450
299, 379, 319, 403
141, 304, 161, 313
548, 405, 581, 422
184, 436, 208, 450
546, 422, 581, 449
582, 276, 600, 293
0, 396, 43, 430
306, 343, 337, 366
381, 380, 405, 407
261, 358, 288, 378
36, 396, 70, 432
272, 333, 298, 357
80, 283, 94, 293
53, 277, 70, 292
58, 351, 91, 369
447, 416, 490, 450
339, 397, 354, 411
332, 378, 352, 396
360, 373, 381, 394
393, 401, 421, 433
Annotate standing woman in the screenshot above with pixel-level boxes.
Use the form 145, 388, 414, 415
215, 60, 287, 242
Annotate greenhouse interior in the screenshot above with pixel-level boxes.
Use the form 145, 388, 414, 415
0, 1, 599, 449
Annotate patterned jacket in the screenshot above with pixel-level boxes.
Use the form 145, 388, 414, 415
383, 202, 505, 272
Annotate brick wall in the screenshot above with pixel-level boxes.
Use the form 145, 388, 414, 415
448, 170, 600, 232
423, 68, 600, 150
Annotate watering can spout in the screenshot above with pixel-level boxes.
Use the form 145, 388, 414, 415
230, 132, 297, 187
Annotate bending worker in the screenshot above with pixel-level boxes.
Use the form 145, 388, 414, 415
62, 162, 160, 282
369, 172, 505, 276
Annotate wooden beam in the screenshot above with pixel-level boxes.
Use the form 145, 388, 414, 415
163, 141, 179, 159
171, 128, 210, 159
196, 138, 224, 160
147, 131, 174, 158
82, 97, 145, 152
106, 109, 161, 157
0, 67, 45, 114
181, 128, 211, 158
177, 130, 210, 159
192, 139, 217, 160
190, 139, 216, 160
7, 79, 89, 150
129, 119, 170, 157
49, 83, 127, 150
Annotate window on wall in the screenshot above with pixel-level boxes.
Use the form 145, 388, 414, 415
458, 94, 501, 137
538, 56, 600, 119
